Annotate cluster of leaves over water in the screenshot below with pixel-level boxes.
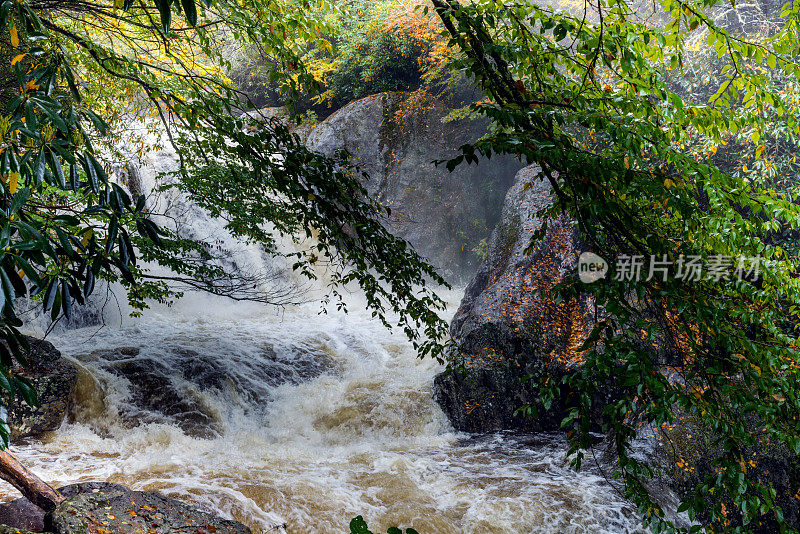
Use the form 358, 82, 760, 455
349, 515, 419, 534
431, 0, 800, 531
0, 0, 451, 447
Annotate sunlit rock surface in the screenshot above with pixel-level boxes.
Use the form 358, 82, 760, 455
8, 338, 77, 441
434, 165, 617, 432
307, 92, 522, 282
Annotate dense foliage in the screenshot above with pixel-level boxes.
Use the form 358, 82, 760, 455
316, 0, 445, 110
431, 0, 800, 530
230, 0, 457, 115
5, 0, 800, 530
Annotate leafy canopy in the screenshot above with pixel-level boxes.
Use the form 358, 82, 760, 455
431, 0, 800, 531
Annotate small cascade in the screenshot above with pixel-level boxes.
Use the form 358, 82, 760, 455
4, 136, 646, 533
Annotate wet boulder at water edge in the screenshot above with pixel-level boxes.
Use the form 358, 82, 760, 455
433, 165, 619, 433
433, 165, 800, 530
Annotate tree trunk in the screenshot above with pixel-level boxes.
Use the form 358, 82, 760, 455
0, 449, 64, 511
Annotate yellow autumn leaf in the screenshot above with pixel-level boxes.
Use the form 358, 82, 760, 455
664, 178, 675, 189
81, 229, 93, 247
10, 53, 27, 66
9, 24, 19, 48
9, 171, 18, 195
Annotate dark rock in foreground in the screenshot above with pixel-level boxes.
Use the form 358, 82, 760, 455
0, 526, 37, 534
645, 411, 800, 530
0, 483, 129, 532
434, 165, 617, 432
8, 338, 77, 441
0, 492, 45, 532
48, 488, 251, 534
0, 483, 251, 534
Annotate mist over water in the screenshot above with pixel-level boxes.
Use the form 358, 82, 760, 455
0, 140, 644, 533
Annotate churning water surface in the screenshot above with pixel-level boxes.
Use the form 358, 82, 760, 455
0, 290, 643, 533
0, 131, 643, 533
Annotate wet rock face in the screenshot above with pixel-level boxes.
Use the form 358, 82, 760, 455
77, 342, 337, 438
306, 92, 522, 283
434, 166, 616, 432
0, 526, 37, 534
0, 492, 45, 532
46, 486, 251, 534
0, 483, 128, 532
111, 357, 222, 437
7, 337, 77, 441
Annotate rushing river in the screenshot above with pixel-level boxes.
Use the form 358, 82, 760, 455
2, 293, 641, 533
0, 132, 644, 533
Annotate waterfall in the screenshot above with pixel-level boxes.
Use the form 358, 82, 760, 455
4, 136, 646, 533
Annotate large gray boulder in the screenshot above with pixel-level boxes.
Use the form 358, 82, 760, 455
7, 338, 77, 441
306, 92, 522, 282
433, 165, 614, 432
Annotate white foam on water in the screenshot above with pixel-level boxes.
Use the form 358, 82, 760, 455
0, 136, 645, 533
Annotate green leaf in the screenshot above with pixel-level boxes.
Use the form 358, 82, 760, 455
82, 152, 99, 193
349, 516, 372, 534
157, 0, 172, 34
47, 150, 67, 189
42, 277, 58, 312
14, 377, 39, 408
181, 0, 197, 26
61, 279, 71, 319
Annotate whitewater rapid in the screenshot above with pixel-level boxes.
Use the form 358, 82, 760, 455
0, 127, 644, 533
0, 290, 642, 533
